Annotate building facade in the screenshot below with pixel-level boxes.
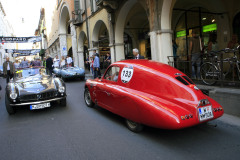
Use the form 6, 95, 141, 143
46, 0, 240, 69
0, 2, 15, 65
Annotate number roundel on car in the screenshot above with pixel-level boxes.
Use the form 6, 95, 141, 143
121, 65, 134, 83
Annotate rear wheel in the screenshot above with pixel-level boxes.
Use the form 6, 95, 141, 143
5, 94, 16, 115
84, 88, 94, 107
200, 63, 219, 85
125, 119, 143, 133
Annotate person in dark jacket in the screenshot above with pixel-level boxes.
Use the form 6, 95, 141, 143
46, 55, 53, 75
3, 57, 15, 83
133, 48, 144, 59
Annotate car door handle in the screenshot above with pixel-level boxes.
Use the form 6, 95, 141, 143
106, 92, 111, 96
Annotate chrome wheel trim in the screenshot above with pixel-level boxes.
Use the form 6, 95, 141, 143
84, 89, 91, 106
126, 120, 138, 129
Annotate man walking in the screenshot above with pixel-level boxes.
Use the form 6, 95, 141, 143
46, 55, 53, 75
189, 30, 203, 79
3, 57, 15, 83
93, 53, 100, 79
133, 48, 144, 59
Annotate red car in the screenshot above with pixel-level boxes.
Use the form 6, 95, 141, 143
84, 60, 224, 132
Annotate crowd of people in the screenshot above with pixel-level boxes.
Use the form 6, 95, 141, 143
2, 54, 74, 83
3, 48, 147, 83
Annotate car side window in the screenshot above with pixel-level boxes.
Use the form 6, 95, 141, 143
104, 66, 120, 82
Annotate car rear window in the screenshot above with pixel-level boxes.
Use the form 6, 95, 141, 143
175, 76, 189, 85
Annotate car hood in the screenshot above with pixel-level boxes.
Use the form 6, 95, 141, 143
15, 74, 56, 94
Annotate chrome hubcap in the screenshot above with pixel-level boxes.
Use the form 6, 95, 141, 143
84, 89, 91, 105
127, 120, 138, 129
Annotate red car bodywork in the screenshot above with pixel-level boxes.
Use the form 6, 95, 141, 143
85, 60, 224, 130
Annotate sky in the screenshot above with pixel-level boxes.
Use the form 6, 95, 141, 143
1, 0, 51, 49
1, 0, 47, 36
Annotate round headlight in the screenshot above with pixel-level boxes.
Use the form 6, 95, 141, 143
58, 86, 65, 93
10, 92, 17, 99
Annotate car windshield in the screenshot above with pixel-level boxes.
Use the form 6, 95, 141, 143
15, 68, 45, 78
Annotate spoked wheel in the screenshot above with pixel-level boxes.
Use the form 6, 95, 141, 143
200, 63, 219, 85
125, 119, 143, 133
84, 88, 94, 107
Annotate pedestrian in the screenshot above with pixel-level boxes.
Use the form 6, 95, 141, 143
14, 59, 20, 69
42, 57, 46, 68
207, 34, 218, 53
87, 56, 94, 75
53, 55, 60, 68
20, 57, 29, 68
189, 30, 203, 79
46, 55, 53, 75
133, 48, 144, 59
93, 53, 100, 79
227, 34, 239, 49
60, 56, 66, 68
172, 39, 178, 68
32, 57, 41, 67
66, 55, 73, 67
3, 57, 15, 83
104, 53, 111, 68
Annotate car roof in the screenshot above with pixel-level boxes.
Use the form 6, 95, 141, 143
114, 60, 184, 77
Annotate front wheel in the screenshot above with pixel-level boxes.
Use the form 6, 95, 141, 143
5, 94, 16, 115
59, 98, 67, 107
84, 87, 94, 107
200, 63, 219, 85
125, 119, 143, 133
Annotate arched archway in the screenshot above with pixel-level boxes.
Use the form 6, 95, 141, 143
59, 5, 71, 57
233, 12, 240, 41
115, 0, 150, 60
78, 31, 88, 69
92, 20, 110, 69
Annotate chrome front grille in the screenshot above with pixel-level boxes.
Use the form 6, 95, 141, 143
20, 91, 57, 102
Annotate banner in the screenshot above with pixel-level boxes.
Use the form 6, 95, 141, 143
5, 49, 41, 57
0, 36, 42, 43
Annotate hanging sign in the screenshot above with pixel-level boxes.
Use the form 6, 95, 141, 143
5, 49, 41, 54
0, 36, 42, 43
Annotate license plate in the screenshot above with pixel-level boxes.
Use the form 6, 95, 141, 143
30, 103, 51, 110
198, 106, 214, 121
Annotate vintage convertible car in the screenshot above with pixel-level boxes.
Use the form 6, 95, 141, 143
53, 66, 85, 81
84, 60, 224, 132
5, 67, 67, 115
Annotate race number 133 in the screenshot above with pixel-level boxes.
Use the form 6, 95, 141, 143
121, 67, 134, 83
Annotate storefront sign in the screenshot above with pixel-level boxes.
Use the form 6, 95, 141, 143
203, 23, 217, 33
176, 30, 186, 38
0, 36, 42, 43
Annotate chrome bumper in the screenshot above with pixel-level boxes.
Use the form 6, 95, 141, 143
10, 96, 66, 106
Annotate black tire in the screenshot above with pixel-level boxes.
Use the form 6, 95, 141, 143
84, 87, 94, 107
61, 77, 66, 82
80, 76, 85, 81
125, 119, 143, 133
5, 94, 16, 115
60, 98, 67, 107
200, 63, 219, 85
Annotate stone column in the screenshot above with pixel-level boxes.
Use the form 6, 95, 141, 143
114, 43, 125, 62
71, 22, 78, 67
149, 30, 173, 64
59, 34, 67, 57
77, 51, 85, 69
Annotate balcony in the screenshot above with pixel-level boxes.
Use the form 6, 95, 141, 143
72, 10, 83, 26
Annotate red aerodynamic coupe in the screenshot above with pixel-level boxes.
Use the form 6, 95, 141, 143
84, 60, 224, 132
